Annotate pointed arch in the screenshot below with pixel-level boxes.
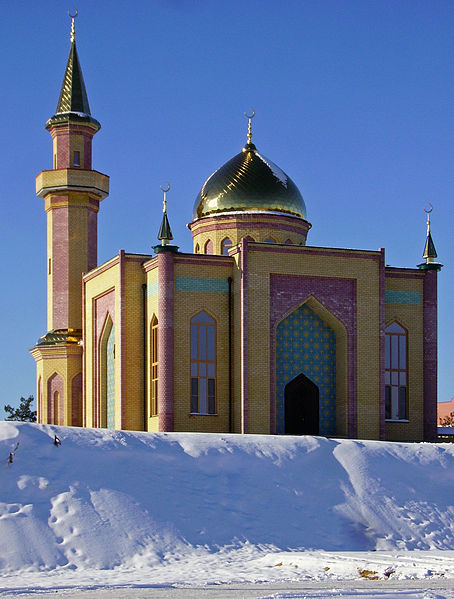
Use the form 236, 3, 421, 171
37, 376, 42, 424
99, 313, 115, 429
385, 320, 408, 420
47, 372, 64, 425
285, 238, 293, 245
190, 310, 216, 414
195, 243, 200, 253
265, 237, 276, 244
71, 373, 82, 426
275, 296, 348, 436
221, 237, 232, 255
150, 314, 158, 416
204, 239, 213, 254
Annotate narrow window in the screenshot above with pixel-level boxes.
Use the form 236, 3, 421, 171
265, 237, 275, 244
53, 154, 57, 169
195, 243, 200, 254
285, 238, 293, 245
204, 239, 213, 254
385, 321, 408, 420
48, 258, 52, 275
151, 316, 158, 416
190, 311, 216, 414
53, 391, 60, 426
73, 151, 80, 167
221, 238, 232, 255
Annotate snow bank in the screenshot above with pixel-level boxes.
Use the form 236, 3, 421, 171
1, 423, 454, 576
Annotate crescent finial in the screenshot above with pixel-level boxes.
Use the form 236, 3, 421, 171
244, 108, 255, 145
424, 203, 433, 214
68, 9, 78, 42
160, 183, 170, 213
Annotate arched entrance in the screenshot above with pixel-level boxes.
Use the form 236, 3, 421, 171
275, 302, 336, 435
285, 373, 319, 435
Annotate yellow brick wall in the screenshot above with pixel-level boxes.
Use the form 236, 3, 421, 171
385, 273, 425, 441
172, 260, 233, 432
122, 259, 147, 431
84, 257, 120, 428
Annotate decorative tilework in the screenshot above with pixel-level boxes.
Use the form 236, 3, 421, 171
147, 280, 158, 298
276, 305, 336, 435
107, 324, 115, 430
176, 277, 229, 293
385, 290, 422, 305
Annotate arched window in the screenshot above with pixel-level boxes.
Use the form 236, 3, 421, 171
285, 238, 293, 245
385, 321, 408, 420
37, 376, 42, 423
53, 392, 61, 425
150, 315, 158, 416
48, 372, 63, 425
221, 238, 232, 255
195, 243, 200, 254
190, 311, 216, 414
265, 237, 275, 244
204, 239, 213, 254
243, 235, 254, 242
71, 373, 82, 426
99, 315, 115, 429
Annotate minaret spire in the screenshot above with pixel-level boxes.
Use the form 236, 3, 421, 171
47, 9, 99, 129
243, 108, 256, 150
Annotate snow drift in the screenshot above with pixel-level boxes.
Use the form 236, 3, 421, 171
1, 422, 454, 575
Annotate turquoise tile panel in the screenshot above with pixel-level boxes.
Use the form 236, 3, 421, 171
385, 290, 422, 305
276, 305, 336, 435
147, 280, 158, 298
176, 277, 229, 293
107, 325, 115, 430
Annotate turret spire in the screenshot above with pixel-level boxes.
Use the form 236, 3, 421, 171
158, 183, 174, 246
418, 205, 442, 271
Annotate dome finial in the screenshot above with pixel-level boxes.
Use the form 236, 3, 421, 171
244, 108, 255, 145
69, 8, 78, 43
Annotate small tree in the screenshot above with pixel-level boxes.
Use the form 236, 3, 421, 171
439, 411, 454, 427
4, 396, 37, 422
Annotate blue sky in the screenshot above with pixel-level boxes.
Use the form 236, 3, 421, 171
1, 0, 453, 412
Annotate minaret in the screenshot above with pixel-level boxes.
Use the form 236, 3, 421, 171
31, 14, 109, 426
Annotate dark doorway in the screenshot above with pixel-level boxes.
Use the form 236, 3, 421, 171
284, 373, 319, 435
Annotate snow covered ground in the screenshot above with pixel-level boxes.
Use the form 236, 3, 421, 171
2, 422, 454, 598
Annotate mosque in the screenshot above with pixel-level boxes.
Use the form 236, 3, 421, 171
30, 18, 442, 441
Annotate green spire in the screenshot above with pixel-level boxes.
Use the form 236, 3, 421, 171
423, 230, 437, 261
46, 13, 100, 130
55, 38, 91, 116
158, 212, 173, 244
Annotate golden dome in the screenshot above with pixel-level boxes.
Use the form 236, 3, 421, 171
193, 142, 306, 220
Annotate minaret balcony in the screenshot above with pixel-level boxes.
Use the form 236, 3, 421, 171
36, 168, 109, 200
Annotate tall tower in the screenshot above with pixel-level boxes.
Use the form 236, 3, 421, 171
31, 14, 109, 426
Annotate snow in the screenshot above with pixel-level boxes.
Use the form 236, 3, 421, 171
1, 423, 454, 598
